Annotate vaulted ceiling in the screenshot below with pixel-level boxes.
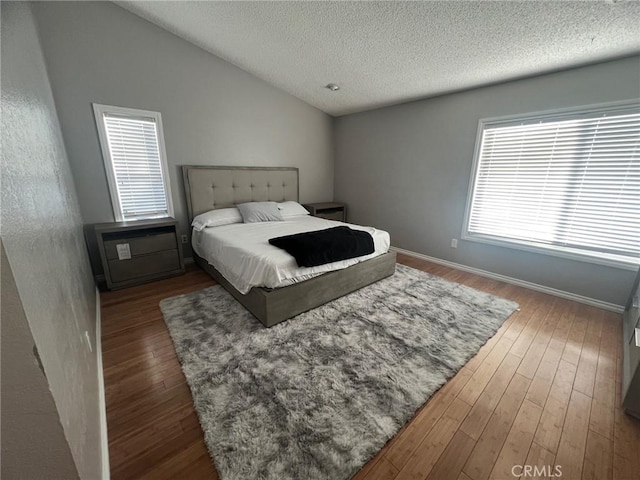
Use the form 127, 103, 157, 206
117, 1, 640, 116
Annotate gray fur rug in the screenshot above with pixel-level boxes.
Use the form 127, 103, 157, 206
159, 264, 518, 480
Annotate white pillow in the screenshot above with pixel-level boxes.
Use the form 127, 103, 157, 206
191, 207, 242, 231
277, 201, 310, 217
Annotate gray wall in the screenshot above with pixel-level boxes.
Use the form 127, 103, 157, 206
32, 1, 333, 270
1, 241, 79, 480
334, 56, 640, 307
1, 2, 103, 478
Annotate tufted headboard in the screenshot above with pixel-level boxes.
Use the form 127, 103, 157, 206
182, 165, 299, 221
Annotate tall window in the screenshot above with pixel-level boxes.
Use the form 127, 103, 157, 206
93, 104, 173, 221
463, 102, 640, 268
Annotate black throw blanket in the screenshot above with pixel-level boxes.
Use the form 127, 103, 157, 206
269, 226, 375, 267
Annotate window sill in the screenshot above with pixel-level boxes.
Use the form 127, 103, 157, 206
461, 233, 640, 272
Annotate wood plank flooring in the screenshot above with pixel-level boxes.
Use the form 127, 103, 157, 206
101, 253, 640, 479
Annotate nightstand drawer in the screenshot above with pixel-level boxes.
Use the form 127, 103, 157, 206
104, 231, 176, 260
317, 211, 345, 221
108, 250, 181, 283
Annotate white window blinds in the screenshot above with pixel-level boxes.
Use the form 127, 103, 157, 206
465, 104, 640, 266
94, 105, 173, 221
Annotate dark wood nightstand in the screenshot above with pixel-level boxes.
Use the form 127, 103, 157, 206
303, 202, 347, 222
94, 218, 185, 290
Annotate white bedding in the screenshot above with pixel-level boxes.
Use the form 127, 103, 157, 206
192, 215, 390, 294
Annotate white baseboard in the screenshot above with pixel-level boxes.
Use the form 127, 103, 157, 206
95, 287, 110, 479
391, 246, 625, 313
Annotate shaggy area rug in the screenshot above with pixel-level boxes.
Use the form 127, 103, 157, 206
159, 264, 518, 480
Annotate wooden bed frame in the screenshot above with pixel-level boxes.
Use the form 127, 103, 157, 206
182, 165, 396, 327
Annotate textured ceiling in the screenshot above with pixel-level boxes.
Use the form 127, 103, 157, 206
116, 1, 640, 116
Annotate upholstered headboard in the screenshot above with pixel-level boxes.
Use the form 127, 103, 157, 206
182, 165, 299, 221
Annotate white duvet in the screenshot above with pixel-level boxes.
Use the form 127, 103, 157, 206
192, 215, 390, 294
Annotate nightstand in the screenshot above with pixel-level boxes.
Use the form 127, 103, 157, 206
95, 218, 185, 290
622, 269, 640, 419
303, 202, 347, 222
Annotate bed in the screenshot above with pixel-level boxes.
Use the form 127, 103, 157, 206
182, 165, 397, 327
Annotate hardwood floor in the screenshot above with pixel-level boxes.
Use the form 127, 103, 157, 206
101, 254, 640, 479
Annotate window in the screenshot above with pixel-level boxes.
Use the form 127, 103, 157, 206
463, 102, 640, 269
93, 104, 173, 221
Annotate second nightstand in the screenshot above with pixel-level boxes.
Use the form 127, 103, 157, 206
94, 218, 185, 290
303, 202, 347, 222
